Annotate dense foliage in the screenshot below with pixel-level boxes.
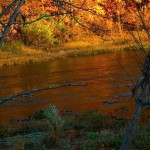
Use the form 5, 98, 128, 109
0, 0, 150, 49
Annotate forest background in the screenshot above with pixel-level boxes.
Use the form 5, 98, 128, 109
0, 0, 150, 66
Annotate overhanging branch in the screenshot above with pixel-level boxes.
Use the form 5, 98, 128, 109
13, 12, 72, 25
0, 0, 18, 18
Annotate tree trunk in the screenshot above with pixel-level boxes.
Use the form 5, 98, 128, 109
120, 103, 142, 150
0, 0, 25, 48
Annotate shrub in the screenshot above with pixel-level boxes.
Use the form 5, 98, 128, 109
2, 41, 23, 53
22, 19, 57, 50
0, 125, 4, 137
33, 109, 46, 120
44, 105, 64, 133
132, 126, 150, 149
54, 20, 76, 44
70, 110, 107, 131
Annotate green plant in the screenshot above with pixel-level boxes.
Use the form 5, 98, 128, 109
44, 105, 64, 133
33, 109, 46, 120
0, 124, 4, 137
1, 41, 23, 52
131, 126, 150, 149
22, 20, 57, 50
83, 147, 96, 150
100, 130, 123, 149
24, 142, 47, 150
86, 132, 99, 140
71, 110, 107, 131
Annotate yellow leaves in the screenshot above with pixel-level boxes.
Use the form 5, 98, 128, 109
93, 5, 105, 15
115, 0, 122, 2
136, 0, 142, 3
97, 0, 105, 2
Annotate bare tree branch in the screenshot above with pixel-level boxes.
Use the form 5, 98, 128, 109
132, 0, 150, 40
0, 0, 18, 18
0, 0, 25, 47
13, 12, 72, 25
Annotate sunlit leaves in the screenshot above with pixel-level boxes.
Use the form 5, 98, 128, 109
135, 0, 142, 3
93, 5, 105, 15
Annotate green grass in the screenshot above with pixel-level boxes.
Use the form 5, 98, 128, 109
1, 108, 150, 150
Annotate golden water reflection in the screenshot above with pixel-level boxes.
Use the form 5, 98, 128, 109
0, 51, 149, 125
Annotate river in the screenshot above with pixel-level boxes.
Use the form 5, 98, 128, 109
0, 51, 149, 125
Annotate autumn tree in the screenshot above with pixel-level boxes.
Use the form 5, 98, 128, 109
1, 0, 150, 48
0, 0, 74, 48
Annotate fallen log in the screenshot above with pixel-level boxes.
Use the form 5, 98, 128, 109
0, 83, 88, 105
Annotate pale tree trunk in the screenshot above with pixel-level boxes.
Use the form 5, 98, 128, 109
120, 103, 142, 150
120, 75, 150, 149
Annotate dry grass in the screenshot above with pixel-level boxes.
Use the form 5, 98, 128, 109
0, 32, 149, 67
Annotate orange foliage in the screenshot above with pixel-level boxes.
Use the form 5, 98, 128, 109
1, 0, 150, 44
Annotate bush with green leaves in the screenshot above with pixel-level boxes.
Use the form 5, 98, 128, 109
44, 105, 64, 133
71, 110, 107, 131
22, 19, 57, 50
2, 41, 24, 52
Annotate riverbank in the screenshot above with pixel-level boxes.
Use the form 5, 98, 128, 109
0, 35, 149, 67
1, 108, 150, 150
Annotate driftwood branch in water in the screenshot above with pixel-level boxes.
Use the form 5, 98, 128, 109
0, 83, 88, 105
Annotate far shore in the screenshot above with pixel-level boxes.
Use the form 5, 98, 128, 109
0, 36, 149, 67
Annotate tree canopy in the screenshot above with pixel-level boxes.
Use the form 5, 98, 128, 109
0, 0, 150, 48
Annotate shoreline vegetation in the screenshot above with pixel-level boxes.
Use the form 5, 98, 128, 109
0, 106, 150, 149
0, 33, 150, 68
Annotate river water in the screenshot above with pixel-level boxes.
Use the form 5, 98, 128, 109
0, 51, 149, 125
